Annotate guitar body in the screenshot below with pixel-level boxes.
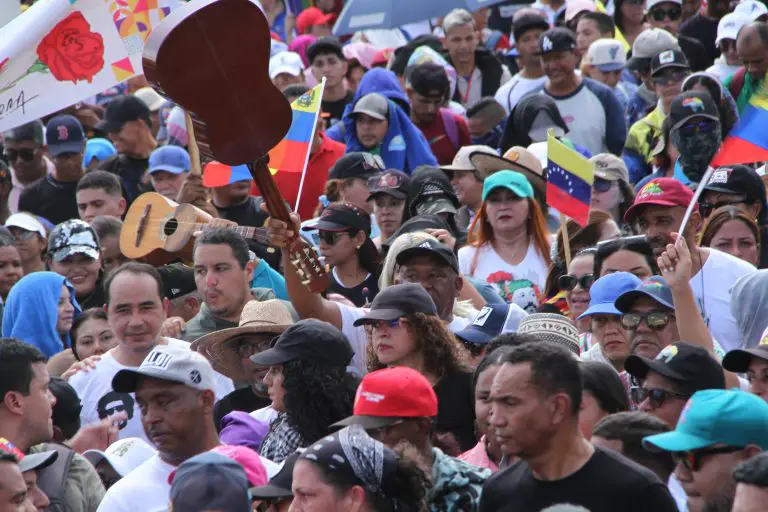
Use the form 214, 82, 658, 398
120, 192, 212, 266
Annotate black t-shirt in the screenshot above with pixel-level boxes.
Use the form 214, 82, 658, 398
18, 175, 79, 225
480, 446, 678, 512
213, 387, 271, 431
216, 196, 281, 269
680, 14, 720, 64
323, 91, 355, 127
434, 369, 477, 453
679, 35, 714, 72
96, 153, 151, 205
327, 268, 380, 307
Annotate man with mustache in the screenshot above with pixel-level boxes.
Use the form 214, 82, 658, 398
625, 177, 755, 351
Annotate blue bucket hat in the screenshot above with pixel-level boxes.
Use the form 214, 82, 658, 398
578, 272, 642, 320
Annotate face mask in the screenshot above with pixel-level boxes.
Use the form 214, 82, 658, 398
671, 124, 722, 183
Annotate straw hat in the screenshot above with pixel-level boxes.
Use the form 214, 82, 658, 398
469, 146, 546, 198
191, 300, 294, 381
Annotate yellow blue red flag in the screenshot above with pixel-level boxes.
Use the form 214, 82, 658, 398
546, 130, 595, 226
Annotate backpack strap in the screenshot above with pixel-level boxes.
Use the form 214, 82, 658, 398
728, 67, 747, 102
35, 444, 76, 511
440, 109, 460, 150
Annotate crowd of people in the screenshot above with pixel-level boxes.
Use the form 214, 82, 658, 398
4, 0, 768, 510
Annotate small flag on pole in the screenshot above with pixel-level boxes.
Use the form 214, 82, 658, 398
546, 130, 594, 227
268, 81, 324, 176
711, 79, 768, 166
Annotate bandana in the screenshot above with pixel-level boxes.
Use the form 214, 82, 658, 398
671, 125, 722, 183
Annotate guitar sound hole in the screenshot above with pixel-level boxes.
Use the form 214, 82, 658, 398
164, 218, 179, 236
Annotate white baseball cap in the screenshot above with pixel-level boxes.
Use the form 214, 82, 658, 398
83, 438, 156, 477
716, 12, 750, 45
269, 51, 305, 80
646, 0, 681, 10
5, 212, 46, 238
735, 0, 768, 21
585, 39, 627, 71
134, 87, 166, 112
112, 345, 217, 394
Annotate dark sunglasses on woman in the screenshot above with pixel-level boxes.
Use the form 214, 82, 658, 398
593, 177, 615, 193
649, 6, 682, 21
630, 386, 691, 409
318, 230, 351, 245
558, 273, 595, 291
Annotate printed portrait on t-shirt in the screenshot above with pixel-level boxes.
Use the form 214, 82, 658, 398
97, 391, 135, 429
487, 271, 541, 313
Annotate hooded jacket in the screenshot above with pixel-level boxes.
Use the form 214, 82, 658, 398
446, 47, 506, 102
499, 94, 569, 153
2, 272, 81, 358
731, 270, 768, 349
429, 447, 490, 512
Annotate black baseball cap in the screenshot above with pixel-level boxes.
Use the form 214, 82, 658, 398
367, 170, 409, 201
625, 342, 726, 391
158, 263, 196, 301
250, 319, 354, 367
407, 166, 459, 217
668, 91, 720, 131
96, 95, 152, 133
46, 115, 86, 156
650, 49, 689, 76
723, 345, 768, 373
249, 452, 298, 500
2, 120, 44, 144
395, 237, 459, 273
307, 36, 344, 64
702, 165, 764, 201
536, 27, 577, 55
301, 202, 371, 233
50, 377, 82, 429
353, 283, 438, 326
328, 152, 384, 180
406, 62, 450, 98
513, 13, 550, 42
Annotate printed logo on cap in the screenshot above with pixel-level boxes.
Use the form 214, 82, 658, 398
360, 391, 385, 403
421, 183, 445, 196
542, 36, 553, 51
142, 350, 173, 371
608, 46, 619, 59
58, 125, 69, 141
641, 279, 664, 291
171, 288, 181, 295
189, 370, 202, 384
377, 173, 399, 188
655, 344, 679, 363
658, 50, 675, 64
682, 97, 704, 112
473, 306, 493, 327
418, 240, 434, 249
708, 168, 732, 185
113, 440, 135, 457
638, 181, 664, 197
760, 335, 768, 346
507, 150, 520, 161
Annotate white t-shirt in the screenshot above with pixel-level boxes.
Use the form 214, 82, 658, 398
495, 74, 548, 114
70, 338, 234, 445
458, 243, 548, 314
457, 65, 513, 108
689, 249, 756, 352
96, 453, 174, 512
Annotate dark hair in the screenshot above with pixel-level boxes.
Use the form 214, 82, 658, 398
76, 170, 123, 198
580, 12, 615, 35
283, 360, 359, 445
652, 118, 674, 172
70, 308, 109, 360
682, 74, 739, 138
50, 377, 82, 440
0, 338, 46, 400
282, 84, 311, 102
472, 346, 516, 392
193, 228, 250, 269
733, 452, 768, 488
498, 342, 583, 415
466, 97, 507, 128
0, 452, 17, 465
592, 411, 676, 480
485, 332, 540, 355
90, 215, 122, 241
594, 235, 659, 277
580, 361, 630, 414
104, 262, 163, 305
323, 202, 382, 277
700, 205, 761, 254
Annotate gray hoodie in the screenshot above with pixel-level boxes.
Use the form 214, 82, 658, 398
731, 270, 768, 348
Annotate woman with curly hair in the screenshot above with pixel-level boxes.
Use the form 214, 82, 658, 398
356, 283, 476, 453
251, 319, 359, 463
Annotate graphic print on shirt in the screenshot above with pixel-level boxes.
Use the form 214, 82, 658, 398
486, 271, 541, 313
97, 391, 134, 430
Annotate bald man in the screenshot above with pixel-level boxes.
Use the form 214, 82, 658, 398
727, 22, 768, 113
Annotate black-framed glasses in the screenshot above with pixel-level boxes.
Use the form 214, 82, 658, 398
362, 318, 402, 334
318, 230, 351, 245
678, 119, 717, 137
649, 7, 682, 20
233, 336, 275, 359
673, 446, 745, 472
593, 177, 615, 193
3, 148, 36, 162
699, 198, 748, 218
652, 70, 688, 86
558, 273, 595, 291
621, 311, 675, 330
630, 386, 691, 409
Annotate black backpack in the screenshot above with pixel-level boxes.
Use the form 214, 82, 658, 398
35, 444, 76, 512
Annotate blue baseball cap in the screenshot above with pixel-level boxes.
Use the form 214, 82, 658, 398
482, 170, 534, 201
149, 145, 191, 175
454, 304, 527, 345
170, 451, 250, 511
615, 275, 674, 312
83, 138, 116, 167
46, 115, 85, 157
578, 272, 642, 320
643, 389, 768, 452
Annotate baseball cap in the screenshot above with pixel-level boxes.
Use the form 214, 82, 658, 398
624, 178, 695, 223
296, 6, 333, 34
170, 452, 250, 512
455, 304, 527, 346
702, 164, 763, 200
643, 389, 768, 452
249, 452, 298, 500
441, 145, 498, 173
48, 219, 100, 263
157, 263, 196, 300
250, 319, 354, 367
301, 202, 371, 233
668, 90, 720, 131
406, 62, 450, 98
579, 272, 643, 319
209, 445, 268, 487
83, 138, 116, 168
615, 276, 675, 312
0, 439, 58, 473
307, 36, 344, 64
512, 13, 550, 42
482, 170, 534, 201
408, 166, 460, 217
627, 29, 680, 72
566, 0, 597, 22
590, 153, 630, 182
366, 170, 409, 201
517, 313, 581, 355
134, 87, 166, 112
328, 152, 383, 180
148, 145, 190, 175
332, 367, 438, 429
537, 27, 577, 55
2, 120, 44, 144
96, 95, 152, 133
625, 342, 726, 391
647, 0, 682, 10
395, 237, 459, 273
353, 283, 438, 326
5, 212, 46, 238
650, 49, 689, 76
723, 341, 768, 373
83, 437, 156, 477
735, 0, 768, 21
585, 39, 626, 72
269, 51, 305, 80
112, 345, 217, 394
46, 115, 85, 157
352, 93, 389, 121
716, 12, 750, 45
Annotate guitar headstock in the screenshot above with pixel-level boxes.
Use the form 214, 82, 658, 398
287, 237, 329, 294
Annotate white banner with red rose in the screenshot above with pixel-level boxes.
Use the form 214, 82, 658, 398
0, 0, 177, 132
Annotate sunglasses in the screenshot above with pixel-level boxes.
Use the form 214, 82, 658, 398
673, 446, 744, 472
678, 119, 717, 137
3, 148, 36, 162
699, 197, 748, 218
652, 70, 688, 86
621, 311, 674, 330
649, 7, 682, 20
630, 386, 690, 409
318, 230, 350, 245
593, 177, 615, 193
363, 318, 403, 334
7, 229, 38, 242
558, 273, 595, 291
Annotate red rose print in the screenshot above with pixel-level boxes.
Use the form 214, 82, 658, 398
487, 271, 514, 284
0, 58, 7, 74
36, 11, 105, 84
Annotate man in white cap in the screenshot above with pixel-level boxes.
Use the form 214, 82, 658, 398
707, 12, 751, 81
679, 0, 732, 64
584, 39, 636, 114
269, 51, 305, 92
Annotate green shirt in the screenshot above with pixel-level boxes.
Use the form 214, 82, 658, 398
723, 69, 760, 114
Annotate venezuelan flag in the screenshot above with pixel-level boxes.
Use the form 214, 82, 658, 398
546, 131, 594, 227
268, 82, 324, 175
712, 82, 768, 166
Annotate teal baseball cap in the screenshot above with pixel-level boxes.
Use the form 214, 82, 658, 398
643, 389, 768, 453
482, 170, 534, 202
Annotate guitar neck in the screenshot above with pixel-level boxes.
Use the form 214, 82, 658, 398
247, 158, 293, 224
195, 222, 270, 246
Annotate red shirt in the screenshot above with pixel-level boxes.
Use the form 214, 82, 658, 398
251, 133, 346, 221
415, 110, 472, 165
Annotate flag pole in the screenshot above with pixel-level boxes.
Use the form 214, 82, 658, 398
560, 213, 572, 269
676, 165, 714, 244
293, 77, 327, 214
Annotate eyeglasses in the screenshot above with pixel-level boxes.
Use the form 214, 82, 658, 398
318, 230, 350, 245
558, 273, 595, 291
621, 311, 674, 330
367, 419, 406, 439
678, 119, 717, 137
630, 386, 691, 409
673, 446, 745, 472
234, 336, 274, 358
652, 70, 688, 86
3, 148, 36, 162
593, 177, 615, 193
649, 7, 682, 21
699, 198, 748, 218
363, 318, 402, 334
7, 229, 37, 242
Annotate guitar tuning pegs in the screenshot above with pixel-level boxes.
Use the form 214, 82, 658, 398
301, 279, 310, 286
296, 269, 306, 278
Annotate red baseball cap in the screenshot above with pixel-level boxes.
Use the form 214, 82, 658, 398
297, 7, 334, 34
331, 367, 438, 429
624, 177, 696, 223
